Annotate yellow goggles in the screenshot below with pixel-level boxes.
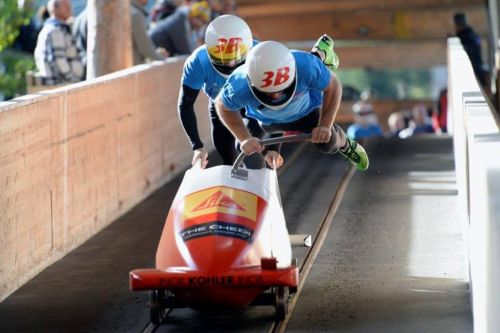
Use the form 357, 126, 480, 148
208, 38, 249, 66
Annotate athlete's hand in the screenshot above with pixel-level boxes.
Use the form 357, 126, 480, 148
265, 150, 283, 169
192, 148, 208, 168
240, 137, 263, 155
311, 126, 331, 143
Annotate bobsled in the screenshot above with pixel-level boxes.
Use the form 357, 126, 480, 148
129, 134, 312, 323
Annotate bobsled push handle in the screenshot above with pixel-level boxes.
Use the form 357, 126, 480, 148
231, 133, 312, 180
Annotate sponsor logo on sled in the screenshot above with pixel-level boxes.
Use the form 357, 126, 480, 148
157, 274, 264, 287
192, 191, 245, 212
180, 221, 254, 242
183, 186, 258, 221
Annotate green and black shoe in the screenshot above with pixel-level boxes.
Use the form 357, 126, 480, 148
339, 137, 369, 171
311, 34, 340, 71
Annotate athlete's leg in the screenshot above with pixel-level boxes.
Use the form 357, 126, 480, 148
209, 99, 239, 165
262, 109, 369, 170
261, 109, 343, 153
311, 34, 339, 71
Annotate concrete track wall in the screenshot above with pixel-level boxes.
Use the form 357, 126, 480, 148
0, 59, 210, 302
448, 37, 500, 333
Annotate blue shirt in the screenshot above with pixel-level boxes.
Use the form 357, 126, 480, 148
347, 124, 383, 140
220, 51, 331, 124
182, 45, 226, 100
182, 40, 259, 100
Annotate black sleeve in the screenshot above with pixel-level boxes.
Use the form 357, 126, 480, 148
178, 84, 203, 150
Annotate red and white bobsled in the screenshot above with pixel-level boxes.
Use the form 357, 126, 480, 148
129, 135, 311, 323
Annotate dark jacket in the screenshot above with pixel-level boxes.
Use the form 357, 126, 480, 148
457, 26, 485, 84
148, 9, 192, 56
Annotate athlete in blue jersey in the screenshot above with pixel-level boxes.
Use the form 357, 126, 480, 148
178, 14, 261, 167
215, 40, 369, 170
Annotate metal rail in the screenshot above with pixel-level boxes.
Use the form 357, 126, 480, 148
269, 165, 357, 333
231, 133, 312, 180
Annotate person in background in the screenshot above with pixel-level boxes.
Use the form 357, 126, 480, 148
387, 111, 407, 138
453, 12, 490, 90
222, 0, 238, 15
14, 0, 40, 54
149, 1, 210, 56
37, 5, 50, 24
72, 6, 87, 75
347, 92, 383, 140
150, 0, 180, 24
411, 104, 435, 135
433, 88, 448, 133
200, 0, 238, 18
399, 104, 435, 138
131, 0, 168, 65
34, 0, 83, 85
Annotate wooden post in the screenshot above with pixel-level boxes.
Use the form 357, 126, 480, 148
86, 0, 133, 79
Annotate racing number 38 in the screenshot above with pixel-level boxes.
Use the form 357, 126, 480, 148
261, 67, 290, 88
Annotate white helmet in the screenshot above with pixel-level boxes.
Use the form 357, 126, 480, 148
246, 41, 297, 110
205, 15, 253, 77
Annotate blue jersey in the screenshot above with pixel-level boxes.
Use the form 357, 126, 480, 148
182, 40, 259, 100
220, 51, 331, 124
182, 45, 226, 100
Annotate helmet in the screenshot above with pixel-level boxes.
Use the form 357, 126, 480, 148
189, 1, 211, 24
205, 15, 253, 77
246, 41, 296, 110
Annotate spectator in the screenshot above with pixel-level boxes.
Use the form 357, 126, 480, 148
399, 104, 435, 138
387, 111, 407, 138
412, 104, 435, 135
432, 88, 448, 133
13, 0, 41, 54
72, 6, 87, 73
34, 0, 83, 85
222, 0, 238, 15
453, 12, 489, 89
149, 1, 210, 56
207, 0, 227, 20
131, 0, 168, 65
347, 96, 383, 140
150, 0, 180, 24
37, 5, 50, 25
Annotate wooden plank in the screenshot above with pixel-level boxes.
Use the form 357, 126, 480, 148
238, 0, 485, 17
334, 41, 447, 68
245, 6, 487, 41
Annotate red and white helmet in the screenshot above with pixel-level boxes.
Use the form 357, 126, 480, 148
205, 15, 253, 77
246, 41, 297, 110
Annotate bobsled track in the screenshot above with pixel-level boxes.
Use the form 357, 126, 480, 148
0, 135, 472, 333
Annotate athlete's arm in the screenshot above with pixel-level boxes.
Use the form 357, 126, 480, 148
312, 74, 343, 143
178, 84, 203, 149
215, 96, 263, 155
178, 84, 209, 167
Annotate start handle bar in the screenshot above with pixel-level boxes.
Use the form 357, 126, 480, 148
231, 133, 312, 180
